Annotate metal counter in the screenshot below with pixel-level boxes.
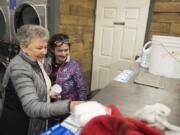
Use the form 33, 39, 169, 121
91, 64, 180, 126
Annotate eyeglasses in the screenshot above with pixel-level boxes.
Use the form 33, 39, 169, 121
54, 39, 70, 46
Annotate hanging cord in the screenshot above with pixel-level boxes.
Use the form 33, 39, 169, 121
159, 40, 180, 63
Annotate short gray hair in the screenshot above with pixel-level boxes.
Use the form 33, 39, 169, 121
16, 24, 49, 47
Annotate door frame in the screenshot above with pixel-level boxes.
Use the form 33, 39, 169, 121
144, 0, 155, 43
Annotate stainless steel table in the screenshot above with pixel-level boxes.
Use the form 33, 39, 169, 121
91, 64, 180, 126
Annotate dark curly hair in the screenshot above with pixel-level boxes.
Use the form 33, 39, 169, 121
48, 33, 71, 51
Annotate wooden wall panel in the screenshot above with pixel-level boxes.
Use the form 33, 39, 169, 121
153, 13, 180, 23
149, 0, 180, 39
60, 15, 94, 26
59, 0, 96, 93
150, 22, 170, 32
170, 23, 180, 34
154, 2, 180, 12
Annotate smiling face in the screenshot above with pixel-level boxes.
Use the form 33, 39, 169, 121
54, 43, 70, 64
21, 38, 48, 62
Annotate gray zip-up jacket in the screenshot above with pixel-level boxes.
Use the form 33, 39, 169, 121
0, 51, 70, 135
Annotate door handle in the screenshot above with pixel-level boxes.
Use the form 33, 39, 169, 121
113, 22, 125, 25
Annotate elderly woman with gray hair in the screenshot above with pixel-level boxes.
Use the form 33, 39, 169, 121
0, 24, 82, 135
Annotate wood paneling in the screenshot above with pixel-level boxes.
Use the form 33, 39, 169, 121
60, 15, 94, 26
151, 22, 170, 32
153, 13, 180, 23
149, 0, 180, 39
59, 0, 96, 93
170, 23, 180, 34
154, 2, 180, 12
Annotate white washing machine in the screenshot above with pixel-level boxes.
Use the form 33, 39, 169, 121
10, 0, 48, 43
0, 0, 11, 42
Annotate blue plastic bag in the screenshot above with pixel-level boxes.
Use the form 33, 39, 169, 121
39, 124, 75, 135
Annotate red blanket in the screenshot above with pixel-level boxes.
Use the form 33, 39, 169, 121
80, 104, 164, 135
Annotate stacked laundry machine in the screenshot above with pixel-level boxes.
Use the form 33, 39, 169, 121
0, 0, 11, 67
0, 0, 48, 61
0, 0, 10, 89
0, 0, 10, 42
10, 0, 48, 43
0, 0, 48, 80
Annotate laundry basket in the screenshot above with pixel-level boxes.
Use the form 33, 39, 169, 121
149, 35, 180, 78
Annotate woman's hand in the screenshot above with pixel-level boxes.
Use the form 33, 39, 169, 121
50, 93, 61, 100
70, 101, 85, 112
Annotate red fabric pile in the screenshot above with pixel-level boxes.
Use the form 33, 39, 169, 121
80, 104, 164, 135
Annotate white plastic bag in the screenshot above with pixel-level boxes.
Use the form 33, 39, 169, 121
72, 101, 111, 126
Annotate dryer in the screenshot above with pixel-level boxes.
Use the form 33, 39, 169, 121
0, 0, 11, 62
10, 0, 48, 43
0, 0, 11, 42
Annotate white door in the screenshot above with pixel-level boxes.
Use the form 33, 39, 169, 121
91, 0, 150, 90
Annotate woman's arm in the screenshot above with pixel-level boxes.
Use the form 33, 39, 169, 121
10, 61, 70, 118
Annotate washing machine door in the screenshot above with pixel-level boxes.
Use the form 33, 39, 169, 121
0, 61, 6, 116
0, 8, 6, 40
14, 3, 47, 32
0, 7, 10, 41
14, 4, 39, 32
0, 62, 6, 83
